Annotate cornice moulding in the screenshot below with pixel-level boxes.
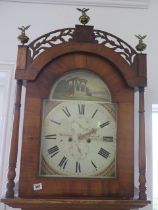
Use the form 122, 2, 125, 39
1, 0, 150, 9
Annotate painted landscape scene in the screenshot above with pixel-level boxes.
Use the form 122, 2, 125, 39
50, 70, 111, 102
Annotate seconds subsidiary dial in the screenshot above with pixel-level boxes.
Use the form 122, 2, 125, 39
39, 100, 117, 178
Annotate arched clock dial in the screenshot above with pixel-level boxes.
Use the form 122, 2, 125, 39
39, 100, 117, 177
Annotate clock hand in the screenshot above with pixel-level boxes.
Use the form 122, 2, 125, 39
78, 121, 111, 140
78, 128, 97, 140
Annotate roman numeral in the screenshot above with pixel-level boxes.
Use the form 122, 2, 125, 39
91, 160, 97, 170
62, 106, 71, 117
76, 161, 81, 173
45, 134, 57, 139
48, 145, 59, 158
103, 136, 113, 142
78, 104, 85, 115
91, 109, 98, 119
100, 121, 110, 128
98, 148, 110, 159
50, 119, 61, 125
58, 156, 68, 169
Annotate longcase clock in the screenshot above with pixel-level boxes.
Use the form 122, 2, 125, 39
1, 15, 150, 210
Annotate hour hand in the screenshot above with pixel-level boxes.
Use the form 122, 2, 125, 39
78, 128, 97, 140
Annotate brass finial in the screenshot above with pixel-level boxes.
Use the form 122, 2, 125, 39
77, 8, 90, 25
17, 25, 31, 45
135, 34, 147, 53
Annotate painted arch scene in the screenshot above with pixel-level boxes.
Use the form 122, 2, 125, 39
50, 70, 111, 102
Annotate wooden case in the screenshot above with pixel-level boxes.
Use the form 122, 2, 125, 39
1, 25, 150, 210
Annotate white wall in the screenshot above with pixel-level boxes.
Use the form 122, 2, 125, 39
1, 0, 158, 210
0, 63, 16, 210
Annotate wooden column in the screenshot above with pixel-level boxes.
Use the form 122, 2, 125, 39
138, 87, 147, 200
6, 80, 23, 198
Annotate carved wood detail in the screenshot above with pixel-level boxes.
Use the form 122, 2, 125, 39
28, 28, 75, 61
5, 80, 22, 198
138, 87, 147, 200
28, 25, 136, 66
93, 30, 136, 65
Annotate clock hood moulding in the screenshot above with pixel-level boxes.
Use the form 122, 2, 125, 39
16, 25, 147, 88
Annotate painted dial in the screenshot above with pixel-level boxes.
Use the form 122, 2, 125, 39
40, 100, 117, 177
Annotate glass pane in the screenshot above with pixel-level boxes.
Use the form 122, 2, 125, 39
39, 70, 117, 178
